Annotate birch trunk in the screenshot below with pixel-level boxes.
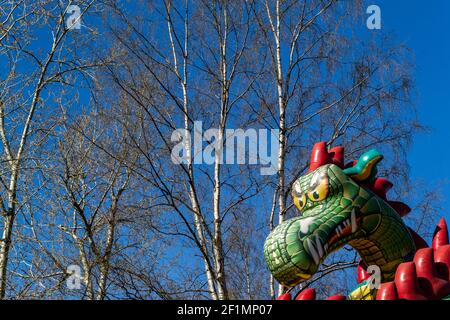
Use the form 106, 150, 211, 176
166, 1, 219, 299
273, 0, 287, 296
212, 5, 231, 300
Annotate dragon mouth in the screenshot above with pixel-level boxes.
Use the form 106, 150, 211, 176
264, 208, 363, 287
303, 208, 362, 265
326, 209, 362, 252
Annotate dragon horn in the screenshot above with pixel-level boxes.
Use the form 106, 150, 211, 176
329, 146, 344, 168
307, 142, 331, 173
432, 218, 449, 250
343, 149, 383, 182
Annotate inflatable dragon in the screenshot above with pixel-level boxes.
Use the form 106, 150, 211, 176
264, 142, 450, 300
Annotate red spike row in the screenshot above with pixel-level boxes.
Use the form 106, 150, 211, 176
432, 218, 449, 250
408, 227, 429, 250
276, 293, 292, 300
413, 248, 450, 299
295, 288, 316, 300
357, 260, 370, 283
394, 262, 429, 300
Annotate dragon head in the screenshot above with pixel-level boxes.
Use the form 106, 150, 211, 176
264, 142, 415, 287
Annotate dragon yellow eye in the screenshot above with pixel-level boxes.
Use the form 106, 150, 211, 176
293, 193, 307, 211
307, 171, 329, 202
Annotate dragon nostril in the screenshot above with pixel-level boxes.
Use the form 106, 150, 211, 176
313, 191, 319, 200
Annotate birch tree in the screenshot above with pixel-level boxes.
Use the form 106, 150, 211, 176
95, 0, 420, 300
252, 0, 416, 297
99, 0, 264, 299
0, 0, 99, 298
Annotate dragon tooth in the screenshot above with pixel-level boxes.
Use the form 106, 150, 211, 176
315, 234, 324, 258
305, 238, 320, 265
336, 226, 342, 237
351, 208, 357, 233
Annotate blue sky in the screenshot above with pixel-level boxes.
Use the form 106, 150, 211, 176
376, 0, 450, 225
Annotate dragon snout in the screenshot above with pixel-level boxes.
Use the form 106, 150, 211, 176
264, 216, 321, 287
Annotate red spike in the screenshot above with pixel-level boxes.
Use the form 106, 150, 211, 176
308, 142, 331, 173
376, 282, 398, 300
394, 262, 429, 300
432, 218, 449, 250
434, 245, 450, 282
329, 146, 344, 168
367, 178, 411, 217
408, 227, 429, 249
276, 293, 292, 300
367, 178, 393, 200
295, 288, 316, 300
357, 260, 370, 283
388, 201, 411, 217
326, 294, 346, 300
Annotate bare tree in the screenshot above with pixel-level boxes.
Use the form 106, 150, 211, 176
99, 0, 264, 300
20, 103, 182, 299
0, 0, 101, 298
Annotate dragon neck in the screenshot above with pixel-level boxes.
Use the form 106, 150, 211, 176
350, 192, 416, 281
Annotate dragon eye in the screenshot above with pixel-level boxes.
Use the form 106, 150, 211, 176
293, 193, 307, 211
307, 171, 329, 202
